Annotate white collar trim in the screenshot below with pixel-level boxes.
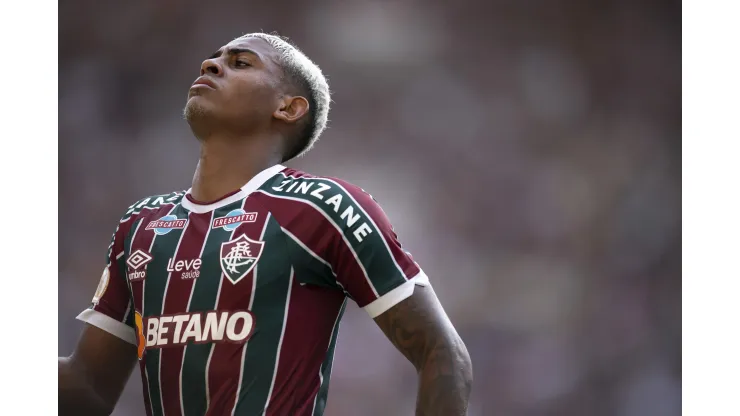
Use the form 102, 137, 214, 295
181, 164, 286, 214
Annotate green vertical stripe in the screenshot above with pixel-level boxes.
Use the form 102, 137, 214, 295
143, 205, 189, 416
313, 300, 346, 416
181, 200, 245, 416
234, 216, 293, 415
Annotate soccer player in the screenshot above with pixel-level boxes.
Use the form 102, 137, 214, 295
58, 33, 473, 416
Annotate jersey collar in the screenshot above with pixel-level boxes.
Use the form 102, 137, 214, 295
181, 164, 286, 214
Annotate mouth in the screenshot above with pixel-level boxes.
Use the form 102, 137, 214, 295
191, 77, 217, 90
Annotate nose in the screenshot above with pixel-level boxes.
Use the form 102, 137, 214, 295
200, 58, 223, 77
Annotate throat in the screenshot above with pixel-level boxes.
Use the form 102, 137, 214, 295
189, 138, 282, 203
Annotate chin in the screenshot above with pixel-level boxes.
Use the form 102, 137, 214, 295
183, 97, 211, 122
183, 98, 222, 140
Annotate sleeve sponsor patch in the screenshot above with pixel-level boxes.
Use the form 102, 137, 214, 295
92, 266, 110, 305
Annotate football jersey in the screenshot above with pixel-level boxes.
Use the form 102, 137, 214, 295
78, 164, 430, 416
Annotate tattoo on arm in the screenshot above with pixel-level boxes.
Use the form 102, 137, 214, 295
374, 285, 473, 416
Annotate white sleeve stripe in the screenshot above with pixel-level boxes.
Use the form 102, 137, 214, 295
363, 270, 431, 318
76, 309, 137, 346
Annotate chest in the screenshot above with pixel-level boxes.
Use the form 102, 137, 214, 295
125, 203, 293, 318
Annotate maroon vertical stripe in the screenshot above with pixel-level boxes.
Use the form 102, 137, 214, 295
265, 278, 345, 416
158, 212, 211, 416
253, 193, 377, 303
204, 201, 266, 415
129, 204, 177, 416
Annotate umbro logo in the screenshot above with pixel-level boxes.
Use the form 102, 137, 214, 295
127, 249, 153, 281
127, 250, 153, 270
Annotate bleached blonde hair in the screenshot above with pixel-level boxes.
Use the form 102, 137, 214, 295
240, 32, 331, 161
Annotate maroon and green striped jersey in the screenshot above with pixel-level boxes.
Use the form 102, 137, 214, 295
79, 164, 430, 416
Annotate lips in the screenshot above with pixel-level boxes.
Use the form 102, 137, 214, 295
191, 77, 217, 89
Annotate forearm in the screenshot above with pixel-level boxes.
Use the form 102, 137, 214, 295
58, 357, 112, 416
415, 337, 473, 416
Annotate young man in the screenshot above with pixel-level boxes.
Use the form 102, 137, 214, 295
58, 33, 473, 416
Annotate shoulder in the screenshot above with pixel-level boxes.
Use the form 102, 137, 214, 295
119, 190, 187, 224
259, 167, 374, 199
255, 168, 390, 236
104, 190, 186, 255
256, 168, 379, 214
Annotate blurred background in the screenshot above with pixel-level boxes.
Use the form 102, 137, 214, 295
58, 0, 681, 415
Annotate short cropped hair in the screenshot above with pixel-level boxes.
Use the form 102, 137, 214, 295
240, 33, 331, 162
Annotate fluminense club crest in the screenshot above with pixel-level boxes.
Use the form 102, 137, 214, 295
220, 234, 264, 284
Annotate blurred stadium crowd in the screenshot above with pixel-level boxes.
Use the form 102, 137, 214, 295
59, 0, 680, 415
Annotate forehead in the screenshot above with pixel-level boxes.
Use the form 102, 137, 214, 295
222, 37, 280, 62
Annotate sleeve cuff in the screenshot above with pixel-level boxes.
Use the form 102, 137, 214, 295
363, 270, 431, 318
76, 309, 137, 346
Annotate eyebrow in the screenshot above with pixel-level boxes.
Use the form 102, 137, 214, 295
208, 47, 261, 61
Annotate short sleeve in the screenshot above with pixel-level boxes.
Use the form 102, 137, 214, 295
256, 174, 430, 318
320, 180, 430, 318
76, 218, 137, 345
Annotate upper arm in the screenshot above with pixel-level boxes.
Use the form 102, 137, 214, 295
65, 205, 142, 406
374, 286, 473, 416
373, 284, 468, 372
66, 324, 138, 406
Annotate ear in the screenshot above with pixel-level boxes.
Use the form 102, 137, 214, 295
274, 96, 309, 124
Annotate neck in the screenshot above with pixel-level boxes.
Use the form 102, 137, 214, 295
190, 133, 282, 203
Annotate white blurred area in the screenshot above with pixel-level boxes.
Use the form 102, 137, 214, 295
59, 0, 680, 415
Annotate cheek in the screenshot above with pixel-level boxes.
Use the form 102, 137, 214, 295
236, 75, 277, 100
239, 87, 277, 114
220, 75, 279, 115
